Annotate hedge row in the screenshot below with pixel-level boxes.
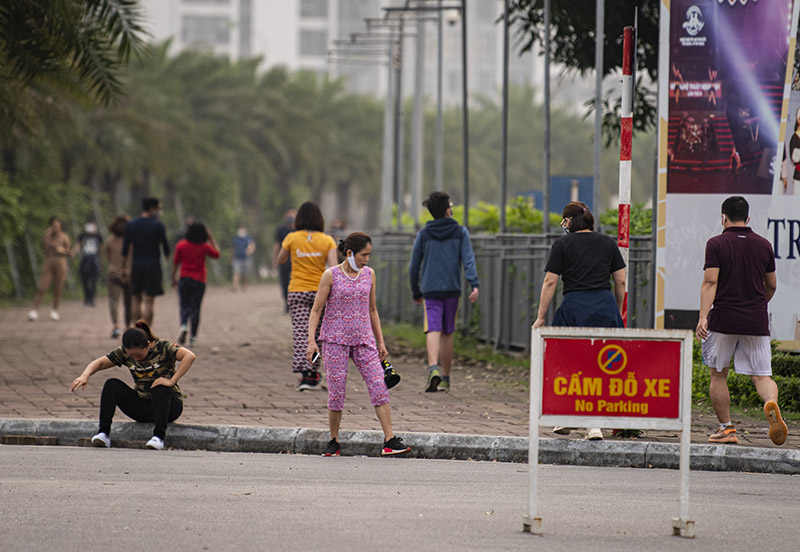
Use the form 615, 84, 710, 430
771, 352, 800, 378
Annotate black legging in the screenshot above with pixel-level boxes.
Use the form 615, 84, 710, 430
79, 255, 100, 305
279, 262, 291, 311
99, 378, 183, 439
179, 277, 206, 338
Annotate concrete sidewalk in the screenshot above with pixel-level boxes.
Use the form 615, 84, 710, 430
1, 283, 797, 473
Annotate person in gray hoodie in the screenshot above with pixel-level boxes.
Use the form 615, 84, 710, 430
409, 191, 479, 392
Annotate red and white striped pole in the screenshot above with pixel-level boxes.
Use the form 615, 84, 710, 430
617, 26, 635, 327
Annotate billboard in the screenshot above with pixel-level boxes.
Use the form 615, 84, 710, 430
656, 0, 800, 340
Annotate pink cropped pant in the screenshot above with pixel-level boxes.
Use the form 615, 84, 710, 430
322, 341, 389, 411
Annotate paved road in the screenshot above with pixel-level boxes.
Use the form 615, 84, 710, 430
0, 283, 797, 448
1, 445, 799, 551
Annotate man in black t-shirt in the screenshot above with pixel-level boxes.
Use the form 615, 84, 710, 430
696, 196, 786, 446
122, 198, 170, 326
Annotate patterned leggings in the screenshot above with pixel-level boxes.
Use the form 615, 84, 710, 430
288, 291, 321, 373
322, 342, 389, 411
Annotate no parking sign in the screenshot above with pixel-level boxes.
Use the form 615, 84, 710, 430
524, 327, 695, 538
541, 338, 681, 420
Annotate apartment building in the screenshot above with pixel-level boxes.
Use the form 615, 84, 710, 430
138, 0, 535, 105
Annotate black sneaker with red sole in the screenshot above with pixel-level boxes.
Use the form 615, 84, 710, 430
382, 436, 410, 456
323, 439, 340, 456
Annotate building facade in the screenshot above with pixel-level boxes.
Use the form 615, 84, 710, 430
138, 0, 536, 105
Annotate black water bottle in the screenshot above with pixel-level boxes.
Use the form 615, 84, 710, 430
382, 359, 401, 389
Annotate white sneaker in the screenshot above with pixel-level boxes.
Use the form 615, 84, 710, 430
585, 428, 604, 440
49, 310, 60, 321
145, 436, 165, 450
28, 310, 38, 321
91, 432, 111, 448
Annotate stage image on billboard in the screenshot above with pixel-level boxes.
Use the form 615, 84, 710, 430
667, 0, 791, 194
658, 0, 800, 340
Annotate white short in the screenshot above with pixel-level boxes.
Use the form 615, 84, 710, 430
701, 331, 772, 376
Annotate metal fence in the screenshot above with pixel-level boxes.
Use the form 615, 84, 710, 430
370, 232, 654, 351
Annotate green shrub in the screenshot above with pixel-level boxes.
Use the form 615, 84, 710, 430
772, 353, 800, 378
599, 202, 652, 236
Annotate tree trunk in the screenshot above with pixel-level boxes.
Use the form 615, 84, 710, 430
334, 178, 351, 225
128, 167, 152, 214
3, 148, 16, 180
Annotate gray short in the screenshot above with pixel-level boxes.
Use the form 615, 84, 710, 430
232, 257, 252, 275
701, 331, 771, 376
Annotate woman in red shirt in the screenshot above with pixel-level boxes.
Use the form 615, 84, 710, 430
172, 222, 220, 346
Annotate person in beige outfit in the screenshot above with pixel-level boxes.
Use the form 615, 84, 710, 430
29, 216, 72, 321
106, 215, 132, 338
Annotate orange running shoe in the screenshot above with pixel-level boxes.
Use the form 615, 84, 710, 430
709, 425, 738, 444
764, 401, 788, 446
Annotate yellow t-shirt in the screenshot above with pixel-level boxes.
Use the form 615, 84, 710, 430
282, 230, 337, 292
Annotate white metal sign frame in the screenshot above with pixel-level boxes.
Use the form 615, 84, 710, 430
523, 327, 695, 538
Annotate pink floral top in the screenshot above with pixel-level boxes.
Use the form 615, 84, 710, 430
319, 265, 376, 347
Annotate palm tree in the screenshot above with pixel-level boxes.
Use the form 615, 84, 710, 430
0, 0, 148, 106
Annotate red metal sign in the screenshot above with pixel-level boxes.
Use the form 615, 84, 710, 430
541, 338, 681, 418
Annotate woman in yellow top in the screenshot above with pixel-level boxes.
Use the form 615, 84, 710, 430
277, 202, 337, 390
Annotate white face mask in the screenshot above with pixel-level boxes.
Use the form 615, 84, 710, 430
347, 253, 360, 272
85, 223, 97, 234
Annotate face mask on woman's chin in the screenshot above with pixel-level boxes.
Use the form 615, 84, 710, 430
347, 254, 360, 272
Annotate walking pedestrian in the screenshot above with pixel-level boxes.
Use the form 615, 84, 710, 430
70, 320, 196, 450
171, 222, 220, 347
28, 216, 72, 322
105, 215, 132, 338
307, 232, 410, 457
533, 201, 626, 441
272, 210, 296, 311
408, 191, 479, 393
122, 197, 170, 326
73, 220, 103, 306
231, 223, 255, 292
277, 202, 337, 391
696, 196, 787, 446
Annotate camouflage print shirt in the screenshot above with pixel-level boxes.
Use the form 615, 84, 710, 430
106, 340, 183, 401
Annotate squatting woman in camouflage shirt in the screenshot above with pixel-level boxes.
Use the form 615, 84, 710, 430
70, 321, 196, 450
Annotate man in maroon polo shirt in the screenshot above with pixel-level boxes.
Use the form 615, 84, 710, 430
696, 196, 787, 446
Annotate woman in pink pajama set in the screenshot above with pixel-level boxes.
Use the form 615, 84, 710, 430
306, 232, 410, 457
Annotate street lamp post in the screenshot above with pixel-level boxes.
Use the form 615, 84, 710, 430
392, 21, 405, 230
594, 0, 605, 229
411, 16, 426, 226
328, 33, 398, 230
435, 0, 445, 192
500, 0, 509, 233
384, 1, 469, 228
543, 0, 551, 234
